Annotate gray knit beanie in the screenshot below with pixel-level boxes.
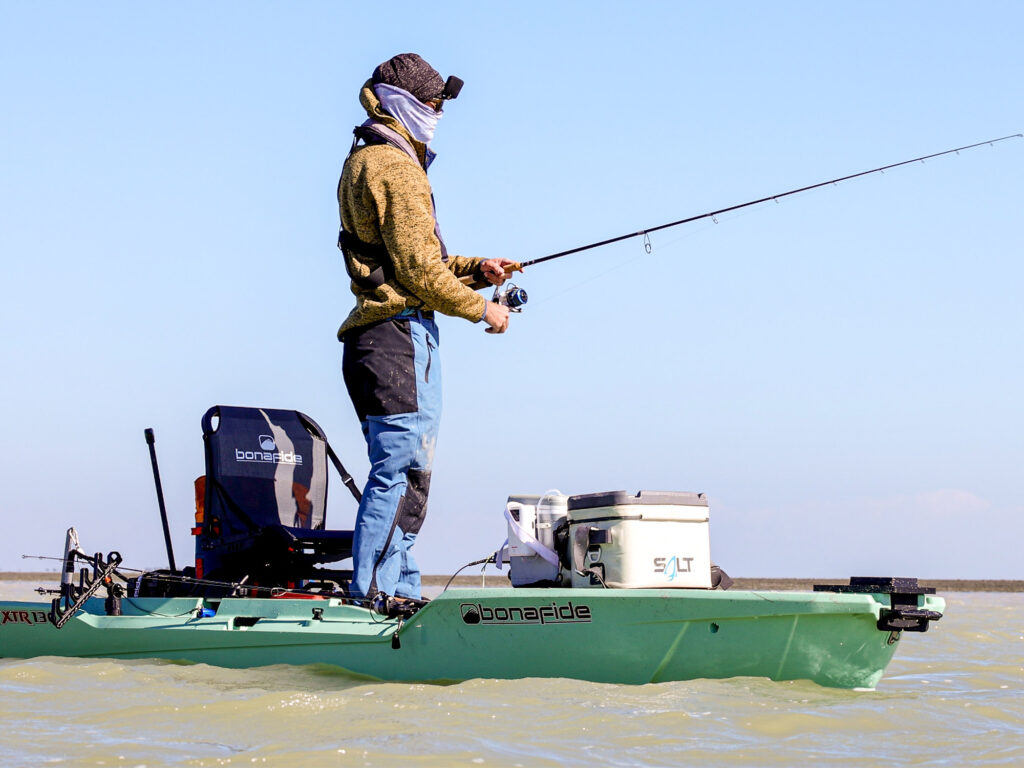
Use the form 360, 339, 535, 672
372, 53, 445, 102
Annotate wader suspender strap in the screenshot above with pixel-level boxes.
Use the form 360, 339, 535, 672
337, 120, 449, 290
325, 440, 362, 503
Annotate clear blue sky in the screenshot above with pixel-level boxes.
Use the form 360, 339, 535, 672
2, 2, 1021, 579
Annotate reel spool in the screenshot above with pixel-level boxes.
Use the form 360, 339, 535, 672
494, 283, 528, 312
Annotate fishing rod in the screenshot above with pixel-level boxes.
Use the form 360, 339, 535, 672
472, 133, 1022, 306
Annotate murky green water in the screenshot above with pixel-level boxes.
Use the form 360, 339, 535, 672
1, 589, 1021, 767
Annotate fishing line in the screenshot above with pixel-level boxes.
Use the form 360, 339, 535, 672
508, 135, 1021, 308
518, 134, 1022, 272
524, 205, 764, 308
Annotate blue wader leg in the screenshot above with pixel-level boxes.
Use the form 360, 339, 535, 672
347, 315, 441, 600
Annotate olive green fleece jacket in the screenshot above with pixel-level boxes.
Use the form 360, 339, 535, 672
336, 81, 487, 338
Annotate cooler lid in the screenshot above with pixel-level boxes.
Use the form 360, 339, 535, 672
567, 490, 707, 511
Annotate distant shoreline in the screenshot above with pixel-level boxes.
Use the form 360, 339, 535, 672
420, 576, 1024, 593
5, 572, 1022, 592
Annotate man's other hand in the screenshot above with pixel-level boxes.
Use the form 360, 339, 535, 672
483, 301, 510, 334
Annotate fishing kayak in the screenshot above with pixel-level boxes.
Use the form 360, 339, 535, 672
0, 581, 943, 690
0, 409, 945, 690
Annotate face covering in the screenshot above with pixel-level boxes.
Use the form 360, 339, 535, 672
374, 82, 442, 144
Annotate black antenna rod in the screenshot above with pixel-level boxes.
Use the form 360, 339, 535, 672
144, 428, 177, 573
520, 134, 1023, 269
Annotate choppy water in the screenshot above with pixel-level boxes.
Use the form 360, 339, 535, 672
1, 588, 1021, 767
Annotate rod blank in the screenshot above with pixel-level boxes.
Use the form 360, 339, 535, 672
522, 134, 1023, 269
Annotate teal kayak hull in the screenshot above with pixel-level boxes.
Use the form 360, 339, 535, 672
0, 588, 945, 689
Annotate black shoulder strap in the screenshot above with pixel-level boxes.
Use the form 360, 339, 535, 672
337, 230, 393, 289
325, 439, 362, 503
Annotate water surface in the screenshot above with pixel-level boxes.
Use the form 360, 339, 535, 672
1, 589, 1020, 767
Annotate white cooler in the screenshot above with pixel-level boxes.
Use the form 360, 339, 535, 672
567, 490, 712, 589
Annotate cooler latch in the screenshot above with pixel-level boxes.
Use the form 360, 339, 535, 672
571, 525, 609, 587
589, 529, 612, 545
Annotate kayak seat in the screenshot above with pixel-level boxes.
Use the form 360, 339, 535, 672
194, 405, 360, 591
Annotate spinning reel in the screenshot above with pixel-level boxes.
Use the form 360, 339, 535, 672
493, 282, 528, 312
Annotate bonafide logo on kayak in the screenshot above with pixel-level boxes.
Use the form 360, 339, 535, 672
460, 601, 591, 626
234, 435, 304, 465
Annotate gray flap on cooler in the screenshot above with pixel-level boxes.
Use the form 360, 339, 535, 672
567, 490, 707, 511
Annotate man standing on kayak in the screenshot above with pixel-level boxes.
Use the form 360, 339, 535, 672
336, 53, 517, 603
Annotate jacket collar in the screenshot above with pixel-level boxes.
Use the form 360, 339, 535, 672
359, 80, 430, 168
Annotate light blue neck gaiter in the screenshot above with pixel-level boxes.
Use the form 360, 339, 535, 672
373, 83, 442, 144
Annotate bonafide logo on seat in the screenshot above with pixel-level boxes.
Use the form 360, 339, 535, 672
234, 435, 304, 465
460, 601, 591, 626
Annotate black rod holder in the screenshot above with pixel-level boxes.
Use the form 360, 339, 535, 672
144, 428, 177, 573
